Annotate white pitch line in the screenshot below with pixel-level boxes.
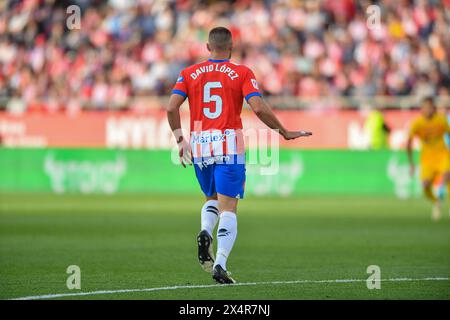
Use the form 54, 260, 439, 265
9, 277, 449, 300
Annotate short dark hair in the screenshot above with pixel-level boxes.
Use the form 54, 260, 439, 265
208, 27, 232, 51
422, 96, 435, 106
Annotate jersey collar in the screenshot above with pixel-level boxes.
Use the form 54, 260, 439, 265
208, 58, 230, 63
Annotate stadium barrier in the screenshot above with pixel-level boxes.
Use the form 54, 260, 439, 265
0, 148, 421, 198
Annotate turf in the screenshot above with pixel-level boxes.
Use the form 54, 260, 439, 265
0, 193, 449, 300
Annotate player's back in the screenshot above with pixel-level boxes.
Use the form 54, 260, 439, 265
172, 58, 261, 158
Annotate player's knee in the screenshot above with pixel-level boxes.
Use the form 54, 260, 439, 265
217, 194, 238, 214
220, 206, 238, 214
422, 180, 432, 190
219, 203, 238, 214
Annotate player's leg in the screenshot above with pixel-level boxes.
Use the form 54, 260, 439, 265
194, 163, 218, 272
201, 194, 219, 237
214, 193, 238, 270
420, 160, 441, 220
197, 194, 219, 272
422, 179, 437, 202
437, 182, 446, 201
211, 161, 245, 284
213, 193, 239, 284
422, 179, 441, 221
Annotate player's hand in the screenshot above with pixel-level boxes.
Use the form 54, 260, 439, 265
409, 164, 415, 177
282, 130, 312, 140
178, 137, 192, 168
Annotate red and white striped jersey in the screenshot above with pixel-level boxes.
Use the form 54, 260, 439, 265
172, 58, 261, 158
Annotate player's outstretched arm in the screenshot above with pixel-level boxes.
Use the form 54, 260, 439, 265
247, 96, 312, 140
406, 136, 415, 177
167, 94, 192, 167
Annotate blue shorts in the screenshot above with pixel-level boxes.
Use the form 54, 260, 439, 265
194, 155, 246, 199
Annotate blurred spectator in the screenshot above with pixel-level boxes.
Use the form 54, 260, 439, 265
364, 106, 391, 149
0, 0, 448, 112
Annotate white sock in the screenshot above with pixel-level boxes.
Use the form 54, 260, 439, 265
214, 211, 237, 271
201, 200, 219, 237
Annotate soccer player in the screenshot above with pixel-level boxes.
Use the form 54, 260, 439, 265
407, 97, 450, 220
166, 27, 311, 284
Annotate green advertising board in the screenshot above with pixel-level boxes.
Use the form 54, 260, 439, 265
0, 148, 421, 198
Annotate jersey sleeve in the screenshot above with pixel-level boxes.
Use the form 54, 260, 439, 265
242, 68, 262, 102
172, 70, 188, 99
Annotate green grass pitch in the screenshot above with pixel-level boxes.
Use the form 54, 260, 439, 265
0, 193, 449, 300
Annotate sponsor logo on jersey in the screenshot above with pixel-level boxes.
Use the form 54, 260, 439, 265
190, 129, 243, 159
196, 155, 231, 170
191, 130, 234, 144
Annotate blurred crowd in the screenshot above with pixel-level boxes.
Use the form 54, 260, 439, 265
0, 0, 449, 113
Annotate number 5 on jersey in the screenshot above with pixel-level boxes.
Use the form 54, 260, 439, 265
203, 81, 222, 119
